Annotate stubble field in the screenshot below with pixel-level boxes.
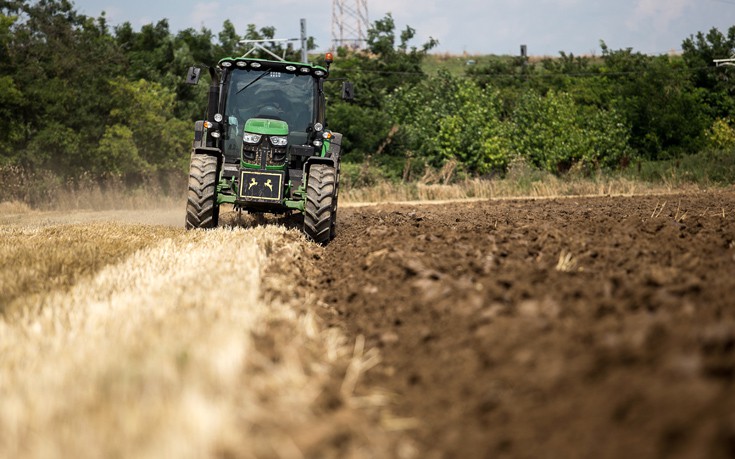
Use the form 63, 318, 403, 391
1, 189, 734, 458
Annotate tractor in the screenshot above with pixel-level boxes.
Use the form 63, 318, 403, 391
184, 52, 352, 243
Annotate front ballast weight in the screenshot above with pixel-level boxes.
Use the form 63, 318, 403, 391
184, 53, 348, 244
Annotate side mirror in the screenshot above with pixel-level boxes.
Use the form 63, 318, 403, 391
186, 66, 202, 85
341, 81, 355, 101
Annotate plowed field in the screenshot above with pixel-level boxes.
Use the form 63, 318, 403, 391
2, 190, 734, 458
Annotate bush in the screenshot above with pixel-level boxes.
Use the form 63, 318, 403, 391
388, 71, 511, 175
630, 149, 735, 185
509, 90, 633, 173
707, 118, 735, 150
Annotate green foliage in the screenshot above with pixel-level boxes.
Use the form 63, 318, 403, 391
510, 90, 632, 172
96, 125, 144, 174
388, 72, 631, 175
0, 75, 23, 156
467, 40, 714, 162
707, 118, 735, 150
682, 26, 735, 120
329, 13, 438, 109
326, 103, 392, 161
107, 78, 192, 171
388, 71, 510, 174
0, 0, 189, 179
630, 149, 735, 185
25, 122, 82, 171
600, 48, 707, 158
325, 13, 438, 165
1, 0, 123, 173
0, 1, 731, 190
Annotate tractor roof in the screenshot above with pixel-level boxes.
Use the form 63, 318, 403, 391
217, 57, 329, 78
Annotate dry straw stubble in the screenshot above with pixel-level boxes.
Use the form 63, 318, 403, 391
0, 221, 398, 458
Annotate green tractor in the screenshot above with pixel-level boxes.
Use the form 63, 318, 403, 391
184, 53, 352, 243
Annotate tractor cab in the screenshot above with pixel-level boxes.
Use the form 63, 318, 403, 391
220, 58, 326, 165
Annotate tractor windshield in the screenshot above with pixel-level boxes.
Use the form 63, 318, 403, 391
225, 69, 316, 134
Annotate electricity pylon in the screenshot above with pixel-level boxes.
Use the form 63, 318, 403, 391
331, 0, 369, 50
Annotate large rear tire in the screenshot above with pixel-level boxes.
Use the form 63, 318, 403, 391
185, 154, 220, 229
304, 164, 335, 244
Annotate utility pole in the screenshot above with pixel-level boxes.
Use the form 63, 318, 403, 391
300, 19, 308, 63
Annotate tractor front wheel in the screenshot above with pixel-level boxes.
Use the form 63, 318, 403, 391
304, 164, 336, 244
186, 154, 220, 229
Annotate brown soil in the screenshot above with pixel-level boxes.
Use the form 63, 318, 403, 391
316, 191, 735, 459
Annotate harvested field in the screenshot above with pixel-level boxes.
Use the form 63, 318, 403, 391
1, 189, 734, 458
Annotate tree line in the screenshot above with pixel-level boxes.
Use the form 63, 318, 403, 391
0, 0, 311, 179
1, 0, 734, 186
328, 18, 735, 181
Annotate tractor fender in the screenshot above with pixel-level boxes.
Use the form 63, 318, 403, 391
192, 146, 222, 158
193, 120, 223, 157
191, 139, 223, 177
193, 121, 206, 148
327, 132, 343, 163
304, 132, 342, 174
304, 156, 336, 177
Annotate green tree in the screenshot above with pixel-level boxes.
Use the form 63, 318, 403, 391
107, 78, 191, 172
95, 124, 145, 174
333, 13, 438, 109
172, 27, 216, 119
1, 0, 123, 172
388, 71, 510, 174
115, 19, 174, 83
326, 13, 438, 166
0, 13, 23, 157
682, 26, 735, 121
510, 90, 631, 172
218, 19, 241, 56
602, 46, 706, 158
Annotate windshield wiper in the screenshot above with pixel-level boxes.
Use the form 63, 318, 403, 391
236, 70, 270, 95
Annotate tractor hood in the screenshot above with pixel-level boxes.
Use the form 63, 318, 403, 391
244, 118, 289, 136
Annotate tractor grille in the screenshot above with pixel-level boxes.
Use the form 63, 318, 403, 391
242, 138, 287, 168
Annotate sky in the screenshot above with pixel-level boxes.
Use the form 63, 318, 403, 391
71, 0, 735, 56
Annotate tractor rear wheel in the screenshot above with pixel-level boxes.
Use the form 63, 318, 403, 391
304, 164, 336, 244
186, 154, 220, 229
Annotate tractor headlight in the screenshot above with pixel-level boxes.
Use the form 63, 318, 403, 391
270, 136, 288, 146
243, 133, 262, 144
313, 140, 323, 148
